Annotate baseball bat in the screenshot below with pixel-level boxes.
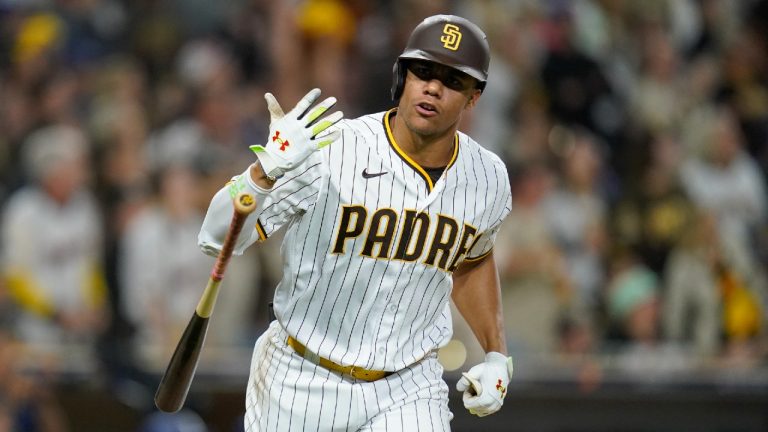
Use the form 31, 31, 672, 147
154, 192, 257, 413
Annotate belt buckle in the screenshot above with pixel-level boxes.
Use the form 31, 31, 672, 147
348, 366, 357, 379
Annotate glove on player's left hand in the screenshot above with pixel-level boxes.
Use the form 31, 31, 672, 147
250, 88, 343, 180
456, 351, 513, 417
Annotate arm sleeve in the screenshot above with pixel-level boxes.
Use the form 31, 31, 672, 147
198, 153, 325, 256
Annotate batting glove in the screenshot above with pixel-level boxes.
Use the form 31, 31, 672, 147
456, 351, 514, 417
250, 88, 343, 180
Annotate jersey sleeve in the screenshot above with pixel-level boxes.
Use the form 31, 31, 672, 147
198, 152, 326, 256
464, 159, 512, 262
253, 153, 326, 240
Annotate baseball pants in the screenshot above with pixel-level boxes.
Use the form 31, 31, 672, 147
244, 321, 453, 431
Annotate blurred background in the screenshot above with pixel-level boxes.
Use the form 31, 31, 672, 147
0, 0, 767, 431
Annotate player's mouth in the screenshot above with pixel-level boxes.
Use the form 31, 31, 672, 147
415, 102, 438, 117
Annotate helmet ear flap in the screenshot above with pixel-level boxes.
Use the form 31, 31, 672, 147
391, 60, 406, 101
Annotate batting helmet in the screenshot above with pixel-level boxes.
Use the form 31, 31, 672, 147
391, 15, 490, 100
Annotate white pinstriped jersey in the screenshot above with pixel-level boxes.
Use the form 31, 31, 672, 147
199, 109, 512, 372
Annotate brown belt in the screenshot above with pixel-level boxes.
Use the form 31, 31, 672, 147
286, 336, 391, 381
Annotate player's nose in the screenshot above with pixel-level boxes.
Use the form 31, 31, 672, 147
422, 78, 443, 98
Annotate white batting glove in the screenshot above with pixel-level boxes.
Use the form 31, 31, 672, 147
456, 352, 514, 417
250, 88, 343, 180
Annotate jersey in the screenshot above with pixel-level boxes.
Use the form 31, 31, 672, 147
199, 108, 512, 372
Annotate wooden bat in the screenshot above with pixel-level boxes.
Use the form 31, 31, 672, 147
154, 192, 257, 413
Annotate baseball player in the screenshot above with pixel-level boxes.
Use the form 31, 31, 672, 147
199, 14, 513, 431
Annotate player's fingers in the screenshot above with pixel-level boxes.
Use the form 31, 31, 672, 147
467, 407, 488, 417
456, 376, 470, 392
461, 372, 483, 395
463, 392, 481, 407
264, 93, 285, 119
464, 394, 500, 415
293, 88, 322, 119
463, 400, 487, 415
304, 97, 338, 126
310, 111, 344, 138
249, 144, 267, 155
314, 129, 340, 149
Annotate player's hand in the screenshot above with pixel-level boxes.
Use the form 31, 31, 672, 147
250, 88, 343, 180
456, 351, 513, 417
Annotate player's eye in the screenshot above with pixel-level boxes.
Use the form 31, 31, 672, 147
407, 61, 475, 92
446, 77, 465, 91
409, 62, 433, 80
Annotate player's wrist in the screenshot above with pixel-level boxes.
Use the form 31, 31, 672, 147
248, 160, 280, 190
484, 351, 508, 362
485, 351, 513, 379
252, 153, 284, 183
228, 166, 272, 202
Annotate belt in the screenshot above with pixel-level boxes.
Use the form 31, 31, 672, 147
286, 336, 391, 382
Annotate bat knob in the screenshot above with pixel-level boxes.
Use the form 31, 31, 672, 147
234, 192, 257, 215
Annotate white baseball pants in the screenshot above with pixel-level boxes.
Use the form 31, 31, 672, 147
244, 322, 453, 431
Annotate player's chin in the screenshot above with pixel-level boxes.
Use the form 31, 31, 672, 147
409, 123, 442, 137
407, 115, 442, 134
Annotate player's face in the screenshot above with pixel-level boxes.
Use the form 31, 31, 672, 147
398, 60, 481, 138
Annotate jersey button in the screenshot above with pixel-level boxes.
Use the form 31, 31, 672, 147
378, 347, 386, 355
388, 304, 397, 313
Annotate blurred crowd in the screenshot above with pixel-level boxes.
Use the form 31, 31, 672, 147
0, 0, 767, 430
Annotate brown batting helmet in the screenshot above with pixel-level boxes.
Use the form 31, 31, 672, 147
391, 15, 490, 100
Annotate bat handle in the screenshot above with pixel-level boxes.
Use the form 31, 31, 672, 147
197, 192, 257, 318
211, 192, 257, 280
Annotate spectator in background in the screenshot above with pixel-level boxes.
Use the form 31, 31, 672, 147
0, 125, 108, 351
662, 211, 722, 356
460, 1, 545, 156
0, 330, 67, 432
6, 12, 63, 93
147, 37, 254, 199
120, 159, 261, 368
504, 87, 554, 169
0, 12, 67, 200
88, 56, 153, 325
265, 0, 359, 113
496, 162, 572, 358
611, 132, 695, 275
539, 1, 621, 150
543, 127, 609, 315
715, 28, 768, 181
661, 205, 764, 365
119, 162, 213, 365
628, 27, 686, 137
295, 0, 357, 106
0, 85, 37, 199
605, 251, 689, 378
679, 106, 767, 280
142, 36, 270, 343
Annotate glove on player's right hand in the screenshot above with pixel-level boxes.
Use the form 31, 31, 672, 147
250, 88, 343, 180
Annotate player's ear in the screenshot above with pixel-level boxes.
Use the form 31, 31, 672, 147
465, 89, 481, 109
